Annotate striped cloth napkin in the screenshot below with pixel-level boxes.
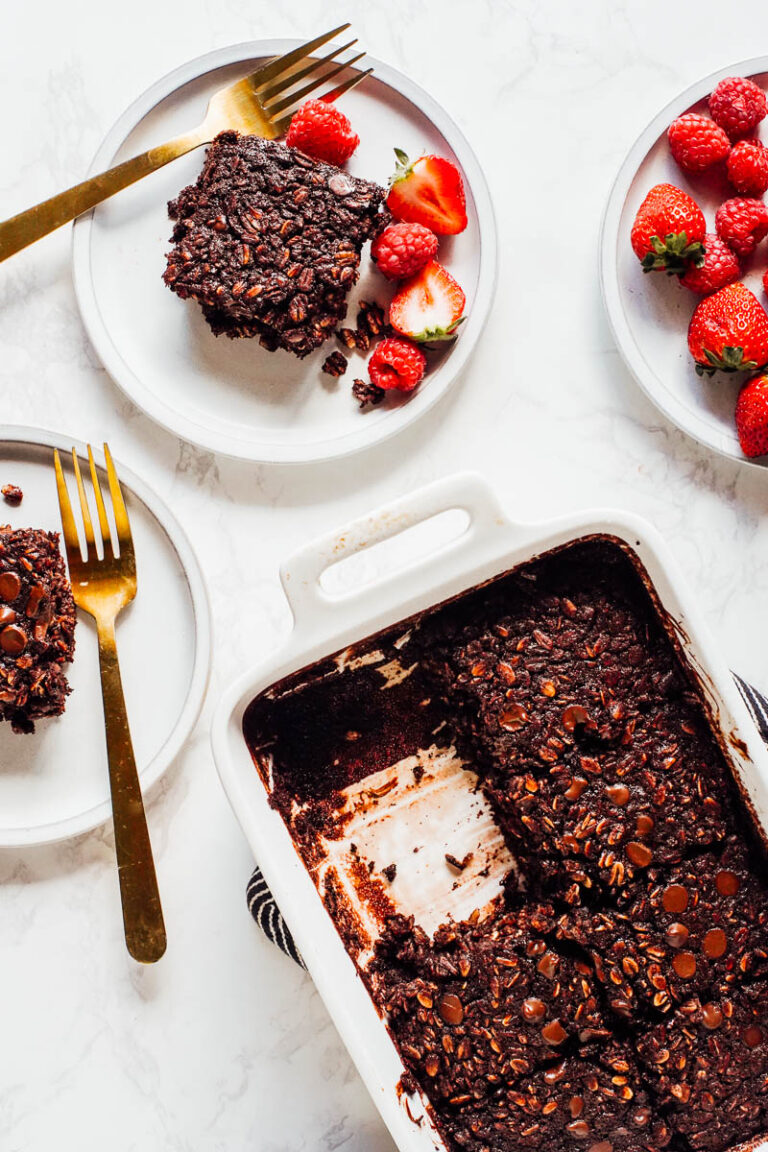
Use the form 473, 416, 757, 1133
247, 676, 768, 967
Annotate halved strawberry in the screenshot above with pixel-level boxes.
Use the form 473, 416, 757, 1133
386, 150, 467, 236
389, 261, 466, 344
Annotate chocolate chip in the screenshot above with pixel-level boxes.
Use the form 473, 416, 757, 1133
328, 173, 354, 196
665, 923, 689, 949
662, 884, 689, 913
635, 814, 655, 835
673, 951, 697, 979
541, 1019, 567, 1045
0, 571, 21, 601
500, 704, 528, 731
702, 1003, 724, 1029
568, 1095, 584, 1118
438, 994, 464, 1026
715, 870, 740, 896
703, 928, 728, 959
565, 777, 588, 800
521, 997, 546, 1022
606, 784, 629, 806
537, 952, 558, 979
0, 606, 16, 627
743, 1025, 763, 1048
626, 841, 652, 867
0, 624, 27, 655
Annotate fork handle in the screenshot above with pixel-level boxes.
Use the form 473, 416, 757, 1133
0, 129, 206, 262
96, 616, 167, 964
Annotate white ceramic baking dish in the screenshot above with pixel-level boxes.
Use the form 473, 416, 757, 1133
212, 472, 768, 1152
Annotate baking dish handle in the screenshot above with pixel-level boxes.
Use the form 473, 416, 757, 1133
280, 472, 515, 633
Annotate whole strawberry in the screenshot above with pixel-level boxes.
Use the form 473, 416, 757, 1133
368, 337, 427, 392
735, 373, 768, 457
726, 139, 768, 196
371, 222, 438, 280
709, 76, 768, 140
630, 184, 705, 272
715, 197, 768, 258
286, 98, 359, 166
688, 282, 768, 375
668, 114, 730, 172
680, 233, 740, 294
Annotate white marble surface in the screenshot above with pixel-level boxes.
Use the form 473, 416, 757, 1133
2, 1, 768, 1149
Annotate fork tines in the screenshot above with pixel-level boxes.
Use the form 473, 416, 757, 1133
250, 24, 372, 135
54, 444, 134, 572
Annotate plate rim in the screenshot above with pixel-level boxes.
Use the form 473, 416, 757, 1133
600, 55, 768, 471
0, 423, 212, 847
72, 39, 497, 464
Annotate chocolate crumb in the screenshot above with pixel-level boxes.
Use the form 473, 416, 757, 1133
382, 863, 397, 883
322, 350, 348, 377
337, 328, 358, 350
2, 485, 23, 506
352, 379, 385, 409
445, 852, 474, 872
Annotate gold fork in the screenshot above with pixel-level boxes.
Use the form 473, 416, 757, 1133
54, 444, 165, 964
0, 25, 372, 262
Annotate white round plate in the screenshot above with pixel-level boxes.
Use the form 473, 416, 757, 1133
0, 427, 211, 846
72, 41, 496, 464
601, 57, 768, 468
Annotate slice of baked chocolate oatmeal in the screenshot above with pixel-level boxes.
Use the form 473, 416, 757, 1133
163, 132, 386, 358
0, 527, 76, 733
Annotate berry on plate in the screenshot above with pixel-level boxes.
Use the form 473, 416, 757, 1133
386, 149, 467, 235
371, 222, 438, 280
667, 114, 730, 172
368, 337, 427, 392
715, 197, 768, 258
286, 98, 359, 166
389, 260, 466, 343
630, 183, 705, 272
735, 373, 768, 457
679, 233, 740, 294
688, 282, 768, 375
726, 139, 768, 196
709, 76, 768, 140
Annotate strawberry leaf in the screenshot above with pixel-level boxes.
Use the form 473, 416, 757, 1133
641, 231, 705, 274
696, 345, 758, 375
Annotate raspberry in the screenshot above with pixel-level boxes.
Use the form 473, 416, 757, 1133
680, 234, 740, 294
709, 76, 768, 140
368, 337, 427, 392
726, 139, 768, 195
668, 114, 730, 173
715, 197, 768, 258
285, 98, 359, 166
371, 222, 439, 280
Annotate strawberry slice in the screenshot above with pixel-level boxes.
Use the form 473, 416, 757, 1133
389, 260, 466, 343
386, 149, 468, 235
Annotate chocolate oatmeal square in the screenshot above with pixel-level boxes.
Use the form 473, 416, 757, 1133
484, 737, 729, 904
163, 132, 385, 358
636, 984, 768, 1150
561, 838, 768, 1019
372, 904, 610, 1107
0, 526, 76, 733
